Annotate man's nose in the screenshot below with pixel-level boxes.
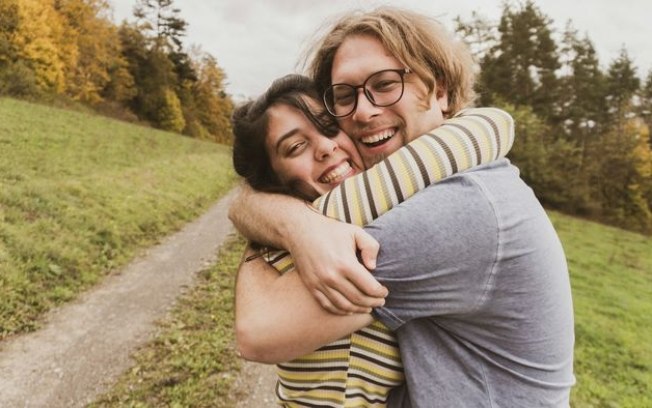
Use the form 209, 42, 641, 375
351, 88, 382, 122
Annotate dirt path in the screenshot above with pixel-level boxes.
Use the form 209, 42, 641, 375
0, 188, 276, 407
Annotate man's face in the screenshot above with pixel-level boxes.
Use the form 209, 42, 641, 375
331, 35, 449, 167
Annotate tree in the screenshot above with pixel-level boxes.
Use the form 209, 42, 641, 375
479, 1, 560, 119
157, 87, 185, 132
591, 119, 652, 233
454, 11, 498, 64
192, 53, 233, 143
55, 0, 127, 104
133, 0, 187, 52
12, 0, 67, 93
604, 48, 640, 134
0, 0, 39, 96
555, 23, 607, 175
639, 70, 652, 146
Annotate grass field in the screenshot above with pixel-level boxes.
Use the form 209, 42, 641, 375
0, 97, 238, 339
92, 211, 651, 407
550, 213, 652, 407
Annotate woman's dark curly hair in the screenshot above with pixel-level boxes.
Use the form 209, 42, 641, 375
232, 74, 340, 198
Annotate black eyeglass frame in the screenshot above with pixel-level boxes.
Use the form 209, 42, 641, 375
323, 68, 411, 118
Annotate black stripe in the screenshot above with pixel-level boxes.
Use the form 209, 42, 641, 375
362, 171, 378, 219
315, 343, 350, 352
320, 189, 332, 216
467, 113, 501, 156
383, 158, 404, 202
279, 383, 346, 393
405, 143, 431, 185
356, 329, 400, 347
340, 179, 351, 223
277, 364, 349, 373
427, 133, 457, 174
448, 123, 482, 164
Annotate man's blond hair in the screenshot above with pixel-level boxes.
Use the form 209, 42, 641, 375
307, 7, 476, 116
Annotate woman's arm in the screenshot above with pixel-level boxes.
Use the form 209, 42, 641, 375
234, 244, 373, 363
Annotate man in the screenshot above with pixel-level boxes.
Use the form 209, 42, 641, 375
232, 7, 575, 407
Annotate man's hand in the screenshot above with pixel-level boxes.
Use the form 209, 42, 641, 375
286, 214, 388, 315
230, 185, 387, 314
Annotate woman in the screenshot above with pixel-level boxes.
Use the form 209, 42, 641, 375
232, 74, 405, 407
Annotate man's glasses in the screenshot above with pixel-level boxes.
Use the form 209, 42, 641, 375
323, 68, 411, 118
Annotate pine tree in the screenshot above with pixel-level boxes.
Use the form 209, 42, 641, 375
604, 48, 640, 135
479, 1, 560, 119
639, 70, 652, 146
454, 11, 498, 63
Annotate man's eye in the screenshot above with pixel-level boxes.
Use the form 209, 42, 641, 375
372, 80, 399, 92
334, 93, 355, 106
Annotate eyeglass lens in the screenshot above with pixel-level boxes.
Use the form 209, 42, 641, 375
324, 69, 406, 117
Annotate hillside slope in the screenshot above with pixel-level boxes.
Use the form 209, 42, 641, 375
0, 98, 238, 338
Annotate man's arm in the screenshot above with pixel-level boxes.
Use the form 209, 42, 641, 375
229, 184, 387, 314
234, 244, 373, 364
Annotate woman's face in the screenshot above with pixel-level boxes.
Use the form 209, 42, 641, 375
265, 102, 364, 199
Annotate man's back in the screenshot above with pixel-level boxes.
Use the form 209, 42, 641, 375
368, 159, 575, 407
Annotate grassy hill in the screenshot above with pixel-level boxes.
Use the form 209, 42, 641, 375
93, 211, 651, 407
0, 97, 238, 339
549, 212, 652, 407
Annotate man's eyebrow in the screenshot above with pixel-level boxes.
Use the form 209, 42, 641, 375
275, 128, 300, 153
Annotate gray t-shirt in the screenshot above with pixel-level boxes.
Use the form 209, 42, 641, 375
367, 159, 575, 407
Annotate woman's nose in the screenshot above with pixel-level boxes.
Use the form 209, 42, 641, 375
315, 136, 338, 160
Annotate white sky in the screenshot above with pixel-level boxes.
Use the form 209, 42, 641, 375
109, 0, 652, 100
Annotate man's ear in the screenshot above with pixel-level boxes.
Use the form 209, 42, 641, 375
434, 85, 449, 115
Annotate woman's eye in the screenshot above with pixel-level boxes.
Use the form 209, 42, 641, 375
288, 141, 306, 155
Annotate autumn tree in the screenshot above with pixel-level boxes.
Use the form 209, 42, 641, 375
0, 0, 39, 96
192, 53, 233, 143
54, 0, 127, 104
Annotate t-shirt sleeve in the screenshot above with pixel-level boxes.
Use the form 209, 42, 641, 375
366, 173, 499, 331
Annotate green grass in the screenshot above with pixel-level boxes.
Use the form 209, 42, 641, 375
549, 212, 652, 407
0, 97, 238, 338
92, 212, 651, 407
90, 234, 246, 408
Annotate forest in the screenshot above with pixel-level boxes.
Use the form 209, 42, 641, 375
0, 0, 234, 143
458, 1, 652, 234
1, 0, 651, 234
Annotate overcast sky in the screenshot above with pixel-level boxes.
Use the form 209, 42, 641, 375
109, 0, 652, 100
